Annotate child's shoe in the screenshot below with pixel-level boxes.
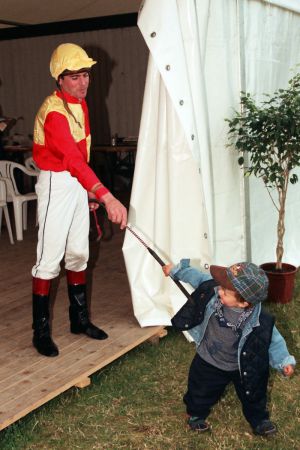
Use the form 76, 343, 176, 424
253, 420, 277, 436
187, 416, 210, 432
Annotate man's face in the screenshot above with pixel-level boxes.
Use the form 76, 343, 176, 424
58, 71, 90, 100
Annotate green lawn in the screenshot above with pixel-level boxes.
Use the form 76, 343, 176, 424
1, 274, 299, 450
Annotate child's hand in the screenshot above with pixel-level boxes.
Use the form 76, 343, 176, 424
162, 263, 174, 277
282, 365, 294, 377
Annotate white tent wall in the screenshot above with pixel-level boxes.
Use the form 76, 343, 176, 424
267, 0, 300, 14
241, 0, 300, 266
123, 0, 300, 327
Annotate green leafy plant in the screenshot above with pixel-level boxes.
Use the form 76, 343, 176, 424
226, 72, 300, 270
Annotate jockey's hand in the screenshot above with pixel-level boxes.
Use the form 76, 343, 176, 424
88, 192, 100, 210
100, 192, 127, 229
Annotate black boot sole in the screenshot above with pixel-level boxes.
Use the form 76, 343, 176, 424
70, 325, 108, 340
32, 338, 59, 357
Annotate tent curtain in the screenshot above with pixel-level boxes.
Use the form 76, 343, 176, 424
123, 52, 212, 326
123, 0, 300, 327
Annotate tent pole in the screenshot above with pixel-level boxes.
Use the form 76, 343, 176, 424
237, 0, 252, 262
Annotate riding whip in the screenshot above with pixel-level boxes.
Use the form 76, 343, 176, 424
126, 225, 194, 303
89, 198, 193, 303
88, 198, 103, 242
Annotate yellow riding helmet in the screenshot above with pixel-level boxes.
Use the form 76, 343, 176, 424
50, 43, 97, 80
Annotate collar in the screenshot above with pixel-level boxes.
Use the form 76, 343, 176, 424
55, 89, 83, 104
251, 302, 261, 327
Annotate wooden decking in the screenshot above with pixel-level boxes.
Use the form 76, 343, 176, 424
0, 206, 165, 430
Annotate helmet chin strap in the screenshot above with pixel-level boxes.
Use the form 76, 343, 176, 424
58, 86, 83, 129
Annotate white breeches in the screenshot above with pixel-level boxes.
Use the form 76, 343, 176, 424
32, 171, 89, 280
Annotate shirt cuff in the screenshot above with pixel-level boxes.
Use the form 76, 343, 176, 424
170, 258, 191, 279
95, 185, 110, 200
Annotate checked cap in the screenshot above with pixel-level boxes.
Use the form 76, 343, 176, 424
210, 262, 269, 304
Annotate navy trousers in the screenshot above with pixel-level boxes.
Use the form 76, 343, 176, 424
183, 353, 270, 428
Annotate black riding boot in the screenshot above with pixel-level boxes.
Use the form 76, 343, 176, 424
32, 278, 59, 357
67, 270, 108, 340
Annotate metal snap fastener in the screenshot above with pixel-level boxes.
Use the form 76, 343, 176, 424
191, 134, 195, 140
165, 65, 171, 71
179, 100, 184, 105
150, 32, 156, 38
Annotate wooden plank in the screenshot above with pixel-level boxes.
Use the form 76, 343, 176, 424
0, 207, 167, 431
147, 327, 168, 345
74, 377, 91, 388
0, 324, 164, 430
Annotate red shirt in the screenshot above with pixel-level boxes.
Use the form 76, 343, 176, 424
33, 90, 108, 199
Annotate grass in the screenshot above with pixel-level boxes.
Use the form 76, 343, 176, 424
1, 274, 299, 450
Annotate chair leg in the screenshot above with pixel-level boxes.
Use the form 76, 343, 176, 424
13, 201, 23, 241
0, 208, 2, 234
23, 202, 28, 230
36, 202, 38, 227
3, 205, 14, 244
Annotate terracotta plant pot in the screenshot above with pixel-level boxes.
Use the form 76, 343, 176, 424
260, 262, 298, 304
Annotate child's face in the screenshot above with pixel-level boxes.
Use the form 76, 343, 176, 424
218, 286, 249, 308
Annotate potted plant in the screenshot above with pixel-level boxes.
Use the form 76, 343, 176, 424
226, 72, 300, 303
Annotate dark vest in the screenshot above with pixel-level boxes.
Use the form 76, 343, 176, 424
171, 279, 217, 331
171, 279, 275, 401
240, 312, 274, 401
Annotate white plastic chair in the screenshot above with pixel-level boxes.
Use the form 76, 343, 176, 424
24, 156, 39, 172
0, 177, 14, 244
0, 160, 38, 241
24, 156, 40, 192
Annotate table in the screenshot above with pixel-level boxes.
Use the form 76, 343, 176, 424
92, 144, 137, 193
2, 145, 32, 164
